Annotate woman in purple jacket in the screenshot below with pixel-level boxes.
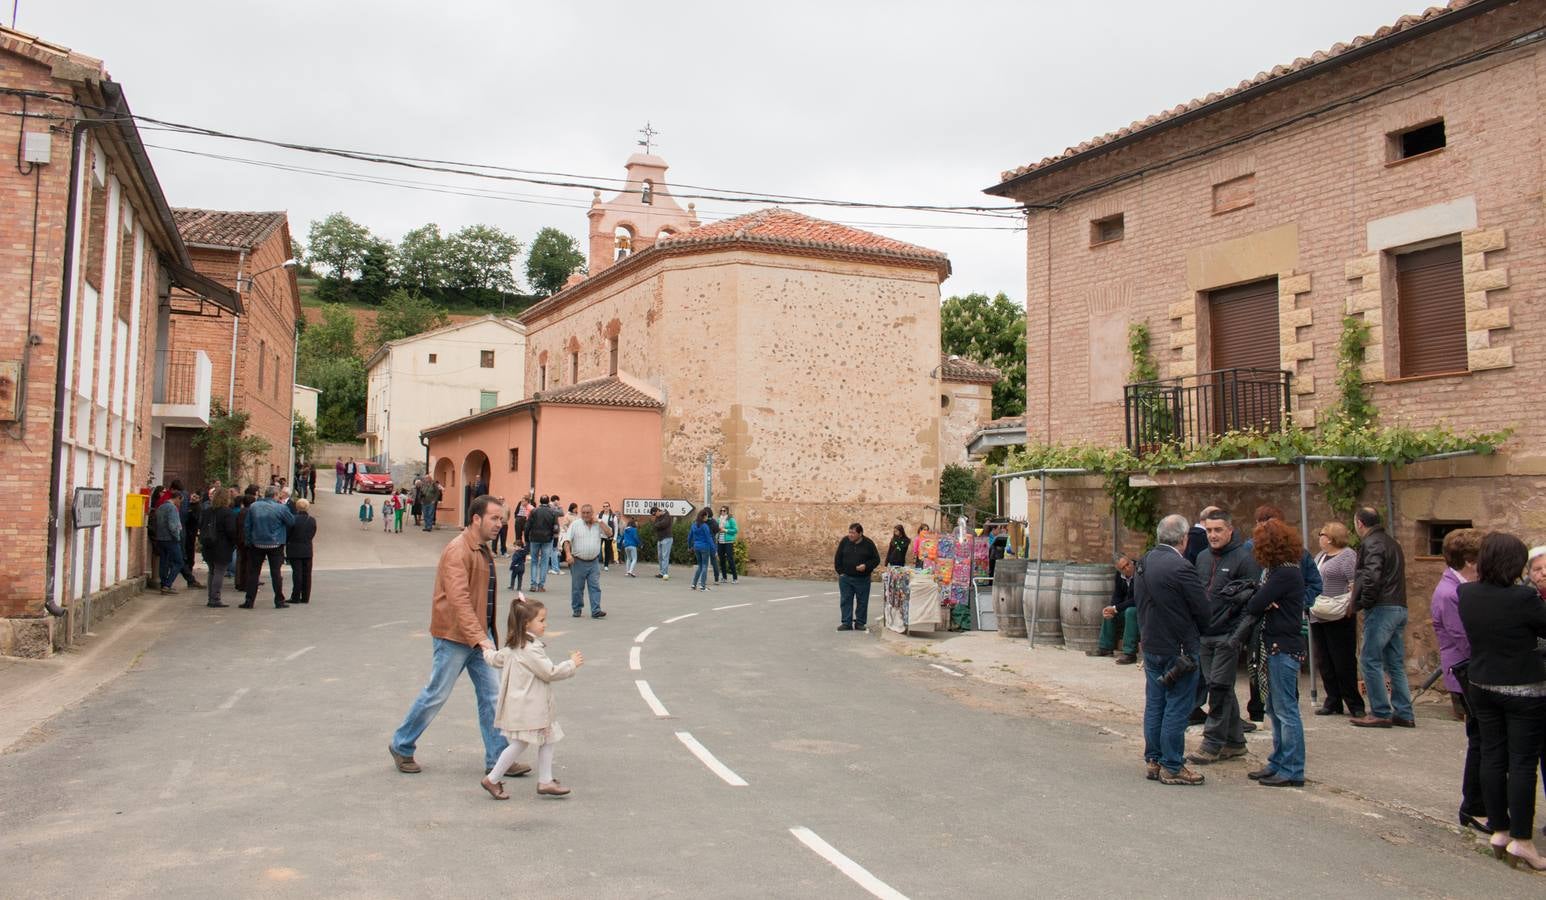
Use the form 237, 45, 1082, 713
1430, 527, 1484, 831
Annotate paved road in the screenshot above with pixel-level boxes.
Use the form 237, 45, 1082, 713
1, 544, 1535, 896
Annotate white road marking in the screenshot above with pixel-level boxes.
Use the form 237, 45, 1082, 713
768, 594, 810, 603
789, 827, 909, 900
928, 663, 964, 678
635, 680, 670, 717
662, 613, 698, 624
823, 591, 840, 596
284, 646, 316, 662
634, 626, 658, 643
629, 646, 642, 671
712, 603, 753, 611
158, 759, 194, 800
675, 732, 748, 786
370, 620, 410, 629
217, 687, 249, 711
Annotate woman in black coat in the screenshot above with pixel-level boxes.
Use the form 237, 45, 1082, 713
201, 489, 240, 608
286, 499, 319, 604
1459, 532, 1546, 869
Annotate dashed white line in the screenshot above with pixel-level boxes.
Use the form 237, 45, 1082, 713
662, 613, 699, 624
789, 827, 909, 900
675, 731, 748, 786
768, 594, 810, 603
284, 645, 316, 662
822, 591, 840, 596
634, 626, 659, 643
217, 687, 249, 711
635, 680, 670, 717
712, 603, 753, 611
928, 663, 964, 678
629, 646, 642, 671
370, 620, 410, 629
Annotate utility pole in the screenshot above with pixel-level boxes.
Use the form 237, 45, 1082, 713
702, 451, 712, 508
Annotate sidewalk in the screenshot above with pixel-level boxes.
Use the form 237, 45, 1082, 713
877, 627, 1477, 829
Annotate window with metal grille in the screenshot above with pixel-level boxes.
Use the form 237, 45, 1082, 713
1422, 520, 1471, 557
509, 448, 519, 471
480, 350, 495, 368
1395, 242, 1466, 378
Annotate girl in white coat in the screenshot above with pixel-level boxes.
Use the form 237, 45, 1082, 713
481, 599, 584, 799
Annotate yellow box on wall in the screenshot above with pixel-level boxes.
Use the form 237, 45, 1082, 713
124, 492, 146, 528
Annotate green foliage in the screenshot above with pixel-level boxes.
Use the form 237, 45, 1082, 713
444, 224, 522, 295
940, 291, 1026, 419
939, 463, 992, 516
1125, 322, 1174, 454
733, 539, 749, 574
357, 239, 397, 303
306, 212, 373, 281
1321, 315, 1378, 521
297, 304, 365, 442
291, 412, 319, 467
194, 401, 272, 485
1127, 322, 1161, 382
635, 518, 696, 565
368, 290, 451, 347
397, 224, 448, 292
299, 303, 357, 360
525, 227, 587, 297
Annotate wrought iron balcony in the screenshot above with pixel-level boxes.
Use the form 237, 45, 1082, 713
1124, 367, 1293, 455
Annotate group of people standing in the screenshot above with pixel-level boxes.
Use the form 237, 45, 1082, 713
148, 478, 318, 609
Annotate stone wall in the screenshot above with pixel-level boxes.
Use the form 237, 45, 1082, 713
939, 380, 992, 467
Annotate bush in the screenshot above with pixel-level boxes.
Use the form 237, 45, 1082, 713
635, 519, 695, 566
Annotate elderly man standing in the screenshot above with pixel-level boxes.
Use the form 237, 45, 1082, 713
389, 495, 525, 779
1138, 514, 1211, 785
563, 503, 612, 619
1350, 507, 1415, 728
242, 485, 295, 609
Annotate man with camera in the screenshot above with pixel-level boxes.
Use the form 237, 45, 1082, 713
1137, 514, 1212, 785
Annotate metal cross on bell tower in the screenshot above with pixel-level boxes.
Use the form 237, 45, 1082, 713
636, 122, 659, 154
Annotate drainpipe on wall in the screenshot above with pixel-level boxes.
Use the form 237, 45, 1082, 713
229, 250, 246, 411
286, 325, 298, 480
420, 433, 430, 480
42, 123, 86, 619
528, 405, 540, 496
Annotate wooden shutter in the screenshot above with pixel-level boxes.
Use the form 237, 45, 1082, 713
163, 427, 206, 490
1396, 243, 1466, 377
1209, 278, 1281, 372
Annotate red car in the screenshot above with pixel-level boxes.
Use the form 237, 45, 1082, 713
354, 463, 394, 494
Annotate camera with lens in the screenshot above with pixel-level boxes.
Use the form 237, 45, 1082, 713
1159, 651, 1197, 688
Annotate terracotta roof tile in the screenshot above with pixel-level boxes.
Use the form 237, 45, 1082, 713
173, 208, 288, 250
940, 354, 1001, 384
994, 0, 1483, 185
661, 208, 948, 262
535, 376, 663, 409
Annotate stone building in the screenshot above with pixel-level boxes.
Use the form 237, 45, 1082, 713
938, 355, 1000, 468
164, 209, 301, 488
586, 153, 701, 276
365, 315, 525, 485
985, 0, 1546, 668
0, 26, 239, 656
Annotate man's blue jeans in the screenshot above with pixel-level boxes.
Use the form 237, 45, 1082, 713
422, 502, 437, 532
1144, 650, 1200, 772
528, 541, 553, 588
156, 539, 183, 589
391, 634, 508, 769
1265, 653, 1305, 780
838, 574, 872, 627
657, 537, 674, 576
571, 558, 602, 615
334, 473, 344, 493
1360, 605, 1413, 720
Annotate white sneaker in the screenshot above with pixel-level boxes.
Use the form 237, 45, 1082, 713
662, 574, 670, 581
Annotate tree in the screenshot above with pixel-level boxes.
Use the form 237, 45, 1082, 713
397, 223, 448, 292
298, 303, 357, 361
940, 291, 1027, 419
525, 226, 586, 297
306, 213, 373, 281
289, 237, 315, 277
939, 463, 984, 511
306, 355, 368, 442
357, 238, 397, 304
292, 412, 319, 467
443, 224, 522, 296
194, 401, 272, 485
368, 289, 450, 346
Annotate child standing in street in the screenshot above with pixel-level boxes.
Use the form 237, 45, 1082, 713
381, 496, 393, 532
358, 497, 374, 529
620, 516, 640, 577
481, 600, 583, 800
393, 490, 407, 533
509, 541, 528, 590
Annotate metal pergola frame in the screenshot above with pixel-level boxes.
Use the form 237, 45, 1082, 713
991, 449, 1480, 704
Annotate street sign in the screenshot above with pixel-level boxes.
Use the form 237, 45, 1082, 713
72, 487, 104, 529
622, 498, 694, 517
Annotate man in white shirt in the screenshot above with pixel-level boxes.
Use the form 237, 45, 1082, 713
563, 503, 612, 619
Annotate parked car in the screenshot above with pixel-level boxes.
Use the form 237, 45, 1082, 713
354, 463, 394, 494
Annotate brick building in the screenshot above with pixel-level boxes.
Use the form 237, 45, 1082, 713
986, 0, 1546, 669
0, 27, 238, 656
165, 209, 301, 488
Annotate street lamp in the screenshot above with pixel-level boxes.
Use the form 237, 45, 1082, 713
238, 257, 301, 289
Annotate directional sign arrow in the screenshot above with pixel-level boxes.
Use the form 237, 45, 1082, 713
622, 498, 695, 517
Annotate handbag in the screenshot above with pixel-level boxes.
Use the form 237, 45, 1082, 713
1308, 591, 1351, 622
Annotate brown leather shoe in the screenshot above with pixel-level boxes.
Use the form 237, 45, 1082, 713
480, 777, 509, 800
1349, 715, 1393, 728
1085, 648, 1114, 657
388, 745, 421, 774
1114, 653, 1138, 665
1391, 717, 1416, 728
1145, 762, 1160, 781
537, 781, 571, 797
1160, 766, 1205, 786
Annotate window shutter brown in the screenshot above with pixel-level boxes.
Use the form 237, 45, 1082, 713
1396, 244, 1466, 377
1209, 278, 1281, 372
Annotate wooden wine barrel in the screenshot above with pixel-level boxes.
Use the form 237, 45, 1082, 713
1060, 563, 1116, 652
1021, 561, 1065, 646
992, 558, 1028, 636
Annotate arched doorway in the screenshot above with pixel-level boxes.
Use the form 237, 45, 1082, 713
462, 450, 491, 525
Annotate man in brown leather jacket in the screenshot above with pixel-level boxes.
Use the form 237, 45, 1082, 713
1350, 507, 1414, 728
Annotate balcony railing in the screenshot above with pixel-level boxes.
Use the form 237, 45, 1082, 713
1124, 367, 1292, 455
152, 349, 212, 427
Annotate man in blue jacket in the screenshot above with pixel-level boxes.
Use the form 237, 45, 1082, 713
153, 492, 184, 595
243, 485, 295, 609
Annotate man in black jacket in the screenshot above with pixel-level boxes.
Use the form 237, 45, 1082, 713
1137, 514, 1211, 785
1089, 554, 1139, 663
1350, 507, 1414, 728
1184, 506, 1217, 564
834, 523, 880, 632
523, 496, 558, 592
1190, 508, 1262, 765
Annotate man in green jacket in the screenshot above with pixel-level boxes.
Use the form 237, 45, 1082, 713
716, 506, 740, 585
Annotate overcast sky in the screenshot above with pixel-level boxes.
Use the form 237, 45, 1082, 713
28, 0, 1429, 303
